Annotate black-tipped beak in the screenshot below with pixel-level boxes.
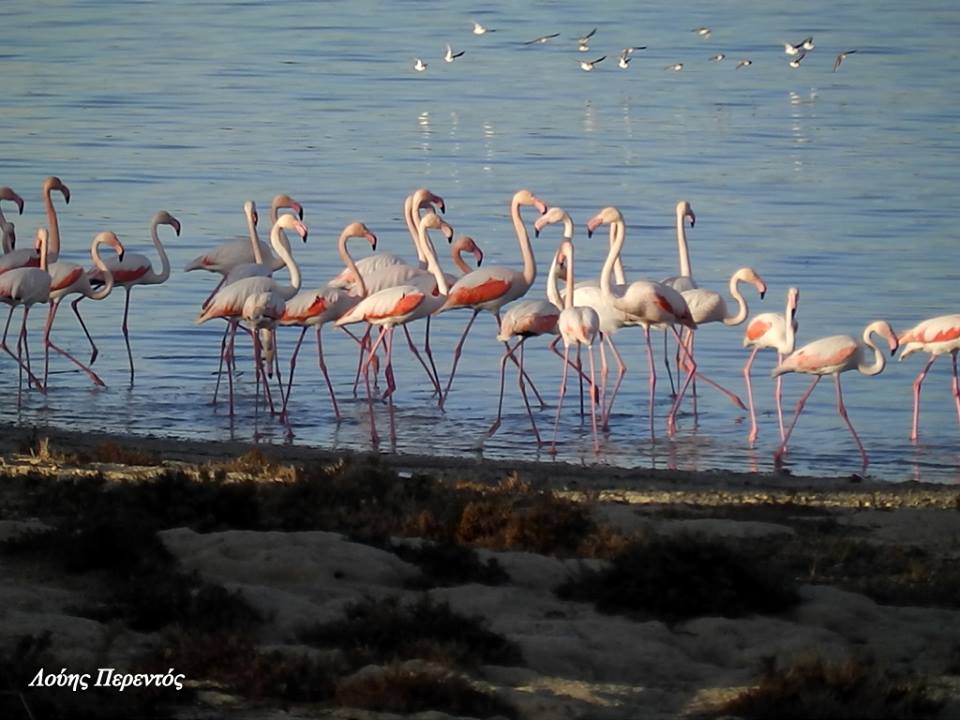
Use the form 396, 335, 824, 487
760, 290, 766, 300
119, 250, 125, 262
297, 206, 304, 220
173, 220, 182, 236
438, 200, 446, 214
587, 228, 594, 238
63, 190, 71, 204
690, 217, 695, 227
535, 228, 540, 238
17, 199, 24, 215
302, 232, 308, 243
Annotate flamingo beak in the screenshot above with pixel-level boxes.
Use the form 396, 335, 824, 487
253, 210, 259, 226
62, 186, 71, 204
435, 196, 446, 214
368, 232, 378, 251
16, 196, 24, 214
295, 203, 304, 220
535, 227, 540, 238
119, 248, 126, 262
689, 212, 696, 227
474, 248, 484, 267
442, 223, 454, 242
172, 218, 182, 236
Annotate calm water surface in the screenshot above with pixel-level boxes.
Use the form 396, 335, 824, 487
1, 0, 958, 482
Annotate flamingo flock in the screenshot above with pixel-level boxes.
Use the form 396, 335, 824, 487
1, 177, 958, 471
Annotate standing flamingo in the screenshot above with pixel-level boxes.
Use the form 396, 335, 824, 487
84, 211, 181, 385
772, 320, 899, 468
586, 207, 697, 438
43, 232, 125, 387
550, 237, 601, 453
197, 215, 309, 416
677, 267, 765, 411
0, 228, 52, 394
743, 287, 799, 445
0, 177, 70, 274
336, 212, 453, 445
897, 314, 960, 442
278, 222, 378, 421
661, 200, 697, 393
440, 189, 549, 408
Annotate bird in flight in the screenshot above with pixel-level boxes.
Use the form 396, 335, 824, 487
472, 20, 496, 35
444, 44, 465, 62
833, 49, 857, 72
789, 52, 806, 69
414, 58, 428, 72
785, 36, 814, 55
692, 26, 712, 39
524, 33, 560, 45
736, 58, 752, 69
710, 53, 726, 62
665, 62, 684, 71
578, 55, 606, 71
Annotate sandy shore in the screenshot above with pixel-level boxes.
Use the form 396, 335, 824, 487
1, 421, 959, 719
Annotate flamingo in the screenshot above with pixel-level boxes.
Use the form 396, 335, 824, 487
897, 314, 960, 442
586, 206, 697, 438
0, 187, 25, 250
486, 234, 566, 443
278, 222, 378, 421
197, 214, 309, 416
550, 237, 601, 453
773, 320, 899, 468
677, 267, 766, 411
84, 211, 181, 385
743, 287, 800, 445
0, 176, 70, 275
661, 200, 697, 393
336, 212, 453, 445
0, 228, 52, 394
43, 231, 125, 387
439, 189, 549, 408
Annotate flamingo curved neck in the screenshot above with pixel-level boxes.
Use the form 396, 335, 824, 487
783, 297, 797, 355
451, 245, 471, 275
607, 222, 626, 286
858, 325, 887, 376
511, 196, 536, 289
600, 220, 625, 300
405, 194, 428, 267
246, 206, 264, 265
88, 237, 115, 300
723, 273, 750, 326
561, 240, 575, 311
339, 230, 366, 297
271, 224, 301, 292
546, 251, 562, 310
418, 222, 448, 296
44, 186, 63, 262
676, 205, 692, 279
151, 220, 172, 285
37, 233, 49, 272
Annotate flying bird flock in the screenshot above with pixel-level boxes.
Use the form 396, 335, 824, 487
0, 172, 954, 471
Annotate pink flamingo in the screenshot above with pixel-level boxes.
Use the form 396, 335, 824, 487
743, 287, 799, 445
773, 320, 899, 468
336, 212, 453, 445
197, 215, 308, 416
551, 237, 601, 453
586, 206, 697, 438
84, 211, 180, 385
677, 267, 765, 411
897, 314, 960, 442
43, 231, 125, 387
661, 200, 697, 394
0, 177, 70, 274
0, 187, 25, 250
486, 230, 567, 443
0, 228, 52, 394
278, 222, 378, 421
440, 189, 549, 408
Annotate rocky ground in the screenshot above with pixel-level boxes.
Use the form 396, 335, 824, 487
1, 423, 959, 719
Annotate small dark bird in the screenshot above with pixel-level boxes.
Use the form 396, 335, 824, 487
578, 55, 606, 71
833, 49, 858, 72
736, 58, 752, 69
524, 33, 560, 45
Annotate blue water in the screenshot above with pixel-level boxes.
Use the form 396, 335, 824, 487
1, 0, 958, 482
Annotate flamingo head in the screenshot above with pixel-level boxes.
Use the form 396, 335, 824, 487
586, 206, 622, 237
345, 221, 378, 251
414, 188, 446, 215
273, 193, 304, 220
534, 207, 571, 237
513, 189, 548, 215
787, 287, 799, 320
95, 231, 126, 262
876, 321, 899, 356
739, 267, 767, 299
155, 211, 181, 236
44, 176, 70, 204
677, 200, 695, 227
243, 200, 258, 228
454, 236, 483, 267
419, 211, 454, 242
276, 214, 308, 242
0, 187, 24, 214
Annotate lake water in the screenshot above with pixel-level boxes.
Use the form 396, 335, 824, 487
1, 0, 958, 482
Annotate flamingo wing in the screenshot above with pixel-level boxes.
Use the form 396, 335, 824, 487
780, 335, 857, 374
336, 285, 426, 326
899, 314, 960, 347
682, 288, 725, 324
442, 266, 519, 310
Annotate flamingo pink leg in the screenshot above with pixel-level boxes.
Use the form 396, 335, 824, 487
775, 352, 786, 443
352, 325, 372, 397
587, 346, 599, 451
743, 346, 761, 445
576, 344, 584, 420
515, 338, 542, 444
487, 339, 517, 439
663, 329, 677, 398
43, 299, 106, 388
70, 297, 99, 365
383, 327, 398, 444
601, 335, 626, 429
551, 343, 573, 452
666, 327, 698, 437
834, 374, 867, 468
363, 327, 390, 445
2, 306, 45, 392
775, 375, 821, 465
643, 325, 657, 440
120, 287, 135, 386
442, 309, 480, 408
423, 316, 441, 397
281, 326, 309, 420
910, 354, 936, 443
681, 331, 747, 410
315, 327, 341, 421
402, 324, 441, 400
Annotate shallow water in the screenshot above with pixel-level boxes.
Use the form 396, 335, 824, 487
1, 0, 958, 482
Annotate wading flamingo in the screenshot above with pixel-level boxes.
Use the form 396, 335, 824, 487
743, 288, 800, 445
897, 314, 960, 442
440, 189, 549, 408
197, 215, 308, 416
677, 267, 765, 411
0, 228, 52, 394
743, 287, 799, 445
586, 207, 697, 438
43, 232, 125, 387
85, 211, 180, 385
551, 238, 601, 453
772, 320, 899, 468
336, 212, 453, 445
278, 222, 378, 421
661, 200, 697, 393
0, 177, 70, 274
